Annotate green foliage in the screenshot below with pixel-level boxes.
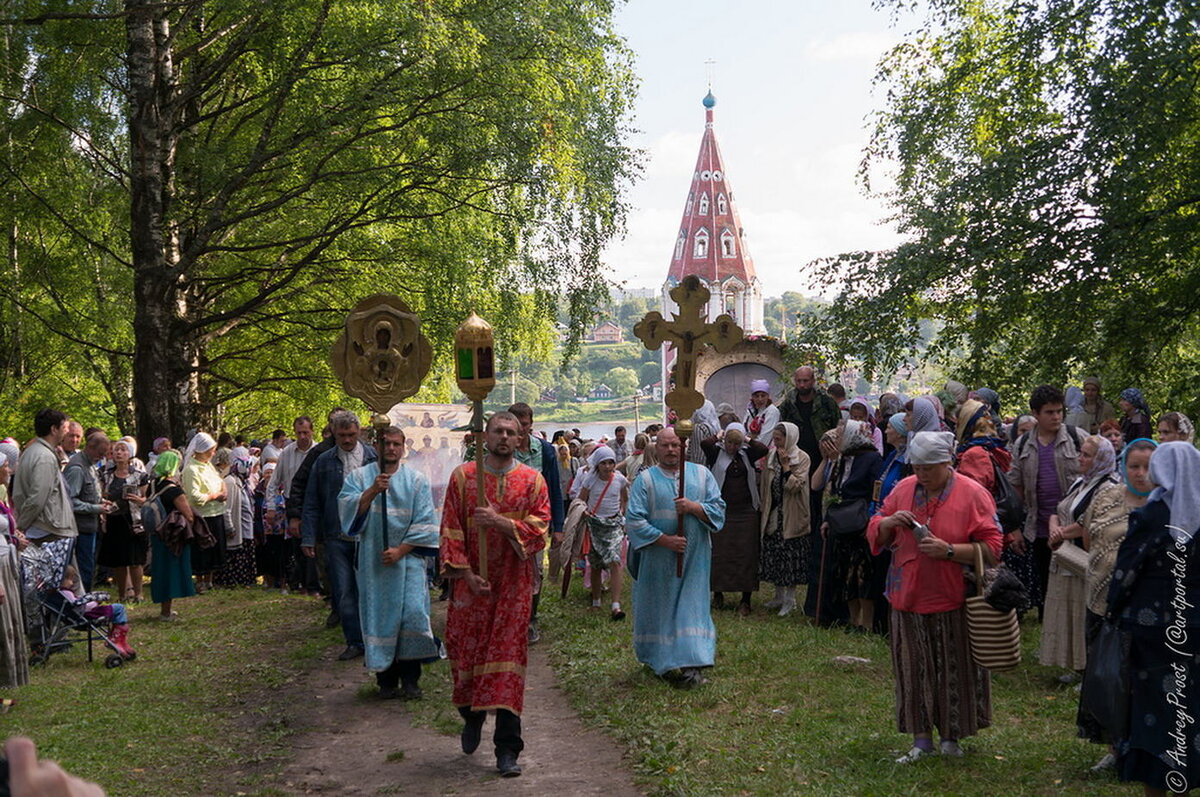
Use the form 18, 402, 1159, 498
806, 0, 1200, 417
0, 0, 638, 437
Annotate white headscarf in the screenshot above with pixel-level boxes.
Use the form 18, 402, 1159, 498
588, 445, 616, 469
115, 437, 137, 459
1149, 441, 1200, 543
839, 419, 875, 455
183, 432, 216, 469
908, 431, 956, 465
711, 422, 758, 510
766, 421, 802, 486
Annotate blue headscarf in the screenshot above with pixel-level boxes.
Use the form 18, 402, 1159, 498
1120, 388, 1150, 418
1120, 438, 1158, 497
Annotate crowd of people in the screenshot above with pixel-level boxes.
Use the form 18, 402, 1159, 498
0, 371, 1197, 791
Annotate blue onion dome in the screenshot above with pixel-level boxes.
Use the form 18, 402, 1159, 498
702, 90, 716, 108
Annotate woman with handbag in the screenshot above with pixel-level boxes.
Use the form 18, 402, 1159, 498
1041, 436, 1117, 677
814, 419, 883, 631
147, 450, 197, 620
867, 431, 1004, 764
1075, 438, 1156, 772
98, 438, 150, 602
1105, 442, 1200, 794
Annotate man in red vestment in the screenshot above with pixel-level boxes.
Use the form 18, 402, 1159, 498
440, 411, 550, 777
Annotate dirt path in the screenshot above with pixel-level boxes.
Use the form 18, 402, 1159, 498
278, 630, 643, 796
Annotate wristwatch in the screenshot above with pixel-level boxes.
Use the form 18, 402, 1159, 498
945, 543, 955, 559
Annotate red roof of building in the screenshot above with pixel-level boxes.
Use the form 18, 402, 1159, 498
666, 91, 758, 286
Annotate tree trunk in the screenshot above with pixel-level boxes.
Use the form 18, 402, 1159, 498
127, 0, 197, 452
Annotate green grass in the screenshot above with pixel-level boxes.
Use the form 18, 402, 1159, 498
542, 586, 1126, 796
0, 587, 337, 796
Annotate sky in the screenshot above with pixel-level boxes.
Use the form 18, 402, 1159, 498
603, 1, 917, 297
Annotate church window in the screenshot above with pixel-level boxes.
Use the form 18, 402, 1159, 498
713, 170, 723, 181
698, 193, 709, 215
694, 228, 709, 258
685, 193, 694, 214
721, 229, 736, 257
717, 193, 727, 214
675, 230, 686, 259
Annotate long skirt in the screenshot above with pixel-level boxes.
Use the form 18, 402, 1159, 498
97, 513, 148, 568
215, 539, 257, 587
1118, 625, 1200, 790
760, 532, 808, 587
1038, 566, 1087, 670
710, 504, 759, 593
149, 534, 196, 603
0, 549, 28, 688
831, 532, 873, 602
890, 607, 991, 739
1076, 610, 1109, 744
192, 514, 228, 575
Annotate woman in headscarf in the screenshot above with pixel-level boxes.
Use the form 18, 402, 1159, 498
758, 422, 811, 617
702, 423, 768, 615
744, 379, 780, 443
182, 433, 228, 593
1041, 436, 1118, 677
877, 394, 906, 455
970, 388, 1002, 421
1107, 442, 1200, 792
148, 450, 197, 620
575, 445, 629, 620
1009, 415, 1036, 446
688, 400, 721, 464
1118, 388, 1153, 443
1063, 386, 1088, 431
814, 419, 884, 631
907, 396, 942, 440
215, 455, 257, 587
98, 437, 150, 602
1080, 377, 1116, 434
848, 397, 884, 455
617, 432, 656, 483
955, 399, 1012, 493
1156, 411, 1195, 445
1075, 438, 1157, 772
943, 381, 969, 421
869, 431, 1003, 763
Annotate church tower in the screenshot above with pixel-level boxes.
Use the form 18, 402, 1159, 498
661, 90, 766, 400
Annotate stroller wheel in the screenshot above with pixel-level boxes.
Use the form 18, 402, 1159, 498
104, 654, 123, 669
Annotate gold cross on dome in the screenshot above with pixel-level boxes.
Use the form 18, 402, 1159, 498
634, 274, 743, 421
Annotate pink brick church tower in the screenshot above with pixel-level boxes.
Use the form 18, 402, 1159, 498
661, 89, 766, 400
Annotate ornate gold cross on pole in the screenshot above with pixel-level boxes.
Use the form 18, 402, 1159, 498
634, 274, 743, 576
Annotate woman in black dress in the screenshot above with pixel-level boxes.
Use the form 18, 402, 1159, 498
1108, 441, 1200, 795
98, 439, 149, 601
702, 423, 768, 615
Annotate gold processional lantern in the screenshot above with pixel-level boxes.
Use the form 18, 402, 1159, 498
454, 312, 497, 580
454, 312, 496, 401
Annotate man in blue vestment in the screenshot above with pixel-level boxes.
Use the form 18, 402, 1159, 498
338, 426, 440, 699
626, 426, 726, 688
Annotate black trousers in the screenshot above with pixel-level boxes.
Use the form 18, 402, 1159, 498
376, 659, 421, 690
1033, 536, 1052, 620
459, 707, 523, 756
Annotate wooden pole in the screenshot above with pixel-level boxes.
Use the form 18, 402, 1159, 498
674, 419, 693, 578
372, 413, 390, 548
473, 399, 488, 581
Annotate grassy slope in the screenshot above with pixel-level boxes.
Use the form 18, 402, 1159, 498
0, 588, 336, 796
542, 587, 1127, 796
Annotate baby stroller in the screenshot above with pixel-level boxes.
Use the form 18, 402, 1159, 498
20, 540, 131, 669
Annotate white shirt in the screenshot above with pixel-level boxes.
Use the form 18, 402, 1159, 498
580, 470, 627, 517
267, 440, 315, 499
337, 443, 363, 474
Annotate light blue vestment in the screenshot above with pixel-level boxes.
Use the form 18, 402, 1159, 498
626, 463, 726, 675
339, 463, 440, 672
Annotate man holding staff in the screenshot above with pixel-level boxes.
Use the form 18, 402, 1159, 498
338, 426, 440, 700
439, 411, 551, 777
625, 427, 726, 688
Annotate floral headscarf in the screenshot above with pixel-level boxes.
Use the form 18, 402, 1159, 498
1120, 388, 1150, 418
840, 419, 876, 455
